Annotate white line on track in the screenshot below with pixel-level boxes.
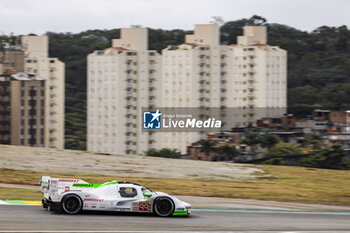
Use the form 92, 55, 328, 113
1, 201, 350, 216
1, 231, 350, 233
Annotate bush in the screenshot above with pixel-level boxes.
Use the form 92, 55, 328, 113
300, 145, 349, 170
144, 148, 180, 159
264, 142, 302, 157
264, 158, 283, 165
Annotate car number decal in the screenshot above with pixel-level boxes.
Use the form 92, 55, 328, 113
138, 201, 150, 212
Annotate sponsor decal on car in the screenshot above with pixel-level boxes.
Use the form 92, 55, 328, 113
58, 179, 80, 182
84, 198, 104, 202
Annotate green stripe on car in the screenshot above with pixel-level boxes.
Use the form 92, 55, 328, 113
72, 181, 118, 188
173, 210, 188, 215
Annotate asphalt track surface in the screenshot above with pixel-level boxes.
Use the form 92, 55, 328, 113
0, 205, 350, 232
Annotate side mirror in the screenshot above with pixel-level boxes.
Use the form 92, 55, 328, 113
143, 193, 152, 197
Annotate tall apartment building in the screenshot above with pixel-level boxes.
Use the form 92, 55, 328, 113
0, 72, 45, 146
229, 26, 287, 120
21, 36, 65, 149
87, 28, 161, 155
159, 24, 287, 153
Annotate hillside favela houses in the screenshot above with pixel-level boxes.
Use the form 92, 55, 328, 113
188, 109, 350, 162
0, 36, 65, 149
87, 24, 287, 155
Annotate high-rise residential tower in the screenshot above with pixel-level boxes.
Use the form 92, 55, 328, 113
22, 36, 65, 149
158, 24, 287, 153
0, 72, 45, 147
87, 28, 161, 155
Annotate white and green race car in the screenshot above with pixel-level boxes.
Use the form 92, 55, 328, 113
40, 176, 191, 217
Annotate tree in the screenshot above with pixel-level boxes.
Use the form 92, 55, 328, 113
305, 132, 324, 150
300, 145, 349, 169
210, 16, 225, 25
196, 139, 216, 157
145, 148, 179, 159
241, 132, 261, 154
266, 142, 302, 157
248, 15, 267, 25
260, 133, 278, 152
217, 145, 239, 161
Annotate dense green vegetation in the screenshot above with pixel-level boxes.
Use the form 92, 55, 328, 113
2, 15, 350, 150
145, 148, 180, 159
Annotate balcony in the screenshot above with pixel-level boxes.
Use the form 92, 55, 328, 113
199, 84, 206, 91
247, 92, 254, 98
125, 100, 133, 106
247, 102, 254, 108
126, 127, 136, 133
248, 61, 255, 66
125, 122, 133, 127
149, 74, 156, 80
248, 76, 255, 81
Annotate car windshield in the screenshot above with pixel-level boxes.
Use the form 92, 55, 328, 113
141, 186, 153, 194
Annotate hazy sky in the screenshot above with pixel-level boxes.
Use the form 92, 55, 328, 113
0, 0, 349, 35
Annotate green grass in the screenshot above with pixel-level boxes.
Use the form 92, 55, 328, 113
0, 166, 349, 206
0, 188, 42, 201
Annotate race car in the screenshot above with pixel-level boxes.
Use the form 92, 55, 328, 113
40, 176, 191, 217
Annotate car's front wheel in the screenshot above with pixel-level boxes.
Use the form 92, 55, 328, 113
61, 194, 82, 214
154, 197, 175, 217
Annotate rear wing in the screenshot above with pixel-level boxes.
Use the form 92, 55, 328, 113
40, 176, 50, 194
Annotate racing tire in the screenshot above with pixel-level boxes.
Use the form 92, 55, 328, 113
61, 194, 82, 214
153, 197, 175, 217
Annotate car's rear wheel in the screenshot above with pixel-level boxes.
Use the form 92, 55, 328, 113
154, 197, 174, 217
61, 194, 82, 214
